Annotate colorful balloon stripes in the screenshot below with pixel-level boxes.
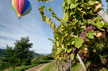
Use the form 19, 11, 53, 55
12, 0, 32, 19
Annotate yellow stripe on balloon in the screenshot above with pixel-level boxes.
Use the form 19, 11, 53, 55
12, 0, 17, 13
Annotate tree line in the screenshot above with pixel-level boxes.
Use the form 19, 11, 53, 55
0, 37, 33, 70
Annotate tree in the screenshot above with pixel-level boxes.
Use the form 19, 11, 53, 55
14, 37, 33, 65
0, 46, 15, 70
0, 37, 33, 70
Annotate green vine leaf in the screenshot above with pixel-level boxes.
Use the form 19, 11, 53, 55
67, 48, 72, 53
48, 38, 54, 42
96, 22, 104, 31
67, 0, 72, 5
63, 12, 69, 22
75, 37, 83, 48
70, 3, 78, 9
57, 48, 62, 53
79, 20, 85, 25
88, 19, 104, 31
88, 1, 95, 5
88, 19, 95, 25
104, 22, 108, 29
70, 54, 74, 60
86, 30, 96, 39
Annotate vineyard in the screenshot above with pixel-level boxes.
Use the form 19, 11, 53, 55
39, 0, 108, 71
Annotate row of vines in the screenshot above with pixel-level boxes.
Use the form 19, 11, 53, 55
39, 0, 108, 71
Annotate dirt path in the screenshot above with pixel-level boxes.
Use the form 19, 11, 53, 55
26, 63, 49, 71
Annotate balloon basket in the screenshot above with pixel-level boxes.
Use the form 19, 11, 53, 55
18, 16, 21, 19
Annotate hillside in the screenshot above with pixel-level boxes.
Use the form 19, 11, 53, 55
33, 52, 41, 58
0, 49, 5, 56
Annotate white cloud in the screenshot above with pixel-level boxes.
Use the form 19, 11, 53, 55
0, 39, 15, 48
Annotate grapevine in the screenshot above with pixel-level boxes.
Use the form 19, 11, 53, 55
39, 0, 108, 71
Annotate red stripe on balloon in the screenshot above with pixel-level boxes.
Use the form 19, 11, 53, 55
19, 0, 26, 14
16, 0, 19, 13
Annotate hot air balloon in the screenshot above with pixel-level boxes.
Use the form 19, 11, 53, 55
12, 0, 32, 19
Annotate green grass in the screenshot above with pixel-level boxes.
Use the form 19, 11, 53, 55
5, 60, 51, 71
41, 61, 83, 71
41, 61, 56, 71
72, 63, 108, 71
71, 63, 83, 71
41, 61, 108, 71
41, 62, 83, 71
99, 68, 108, 71
5, 64, 38, 71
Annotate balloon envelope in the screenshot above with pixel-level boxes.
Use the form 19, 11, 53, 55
12, 0, 32, 18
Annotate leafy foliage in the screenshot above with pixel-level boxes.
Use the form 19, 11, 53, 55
14, 37, 33, 65
0, 37, 33, 70
39, 0, 108, 71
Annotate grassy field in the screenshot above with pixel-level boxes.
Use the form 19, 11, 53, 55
4, 60, 108, 71
4, 64, 38, 71
4, 60, 51, 71
41, 61, 108, 71
41, 61, 56, 71
41, 61, 83, 71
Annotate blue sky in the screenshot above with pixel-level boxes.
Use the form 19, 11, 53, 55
0, 0, 107, 54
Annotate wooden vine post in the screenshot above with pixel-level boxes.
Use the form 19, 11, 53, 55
39, 0, 108, 71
